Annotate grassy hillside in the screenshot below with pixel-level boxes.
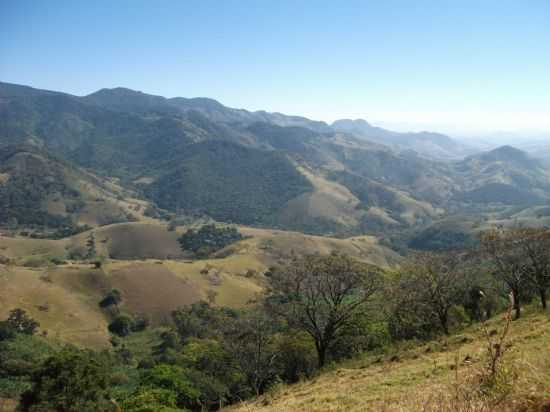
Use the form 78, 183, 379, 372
0, 222, 398, 350
0, 258, 262, 349
227, 307, 550, 411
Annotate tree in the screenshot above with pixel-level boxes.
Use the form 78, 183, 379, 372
120, 387, 182, 412
7, 308, 39, 335
481, 230, 531, 319
223, 311, 279, 396
139, 365, 200, 411
265, 254, 380, 368
172, 302, 237, 343
393, 252, 467, 335
19, 348, 115, 412
108, 314, 134, 337
85, 232, 96, 259
513, 228, 550, 310
179, 338, 242, 408
99, 289, 122, 308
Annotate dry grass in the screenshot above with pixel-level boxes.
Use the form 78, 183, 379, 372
0, 222, 398, 351
0, 235, 67, 261
0, 398, 17, 412
109, 262, 201, 324
0, 266, 111, 348
238, 227, 400, 268
95, 222, 185, 259
227, 308, 550, 412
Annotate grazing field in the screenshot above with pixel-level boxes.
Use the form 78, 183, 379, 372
238, 227, 400, 268
73, 222, 187, 259
0, 236, 66, 261
0, 258, 264, 348
108, 262, 201, 324
0, 222, 399, 267
0, 266, 110, 348
0, 222, 398, 350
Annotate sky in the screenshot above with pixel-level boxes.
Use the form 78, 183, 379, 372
1, 0, 550, 135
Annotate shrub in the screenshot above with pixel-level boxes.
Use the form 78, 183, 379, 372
99, 289, 122, 308
108, 314, 134, 337
6, 309, 39, 335
0, 321, 15, 341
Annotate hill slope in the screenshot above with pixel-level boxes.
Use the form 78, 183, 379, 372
227, 308, 550, 411
0, 145, 144, 232
0, 221, 399, 349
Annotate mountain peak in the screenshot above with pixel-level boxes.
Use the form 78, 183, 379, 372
86, 87, 156, 97
482, 145, 531, 163
332, 118, 373, 129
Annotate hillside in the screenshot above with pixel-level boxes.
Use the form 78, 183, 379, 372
0, 222, 399, 349
227, 307, 550, 412
0, 82, 463, 237
453, 146, 550, 206
0, 144, 145, 233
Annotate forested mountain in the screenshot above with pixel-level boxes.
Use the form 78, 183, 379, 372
2, 81, 550, 238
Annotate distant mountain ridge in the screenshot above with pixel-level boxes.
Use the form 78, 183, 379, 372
332, 118, 474, 160
2, 81, 550, 238
83, 86, 333, 132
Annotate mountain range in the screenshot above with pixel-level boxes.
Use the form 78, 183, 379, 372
2, 81, 550, 246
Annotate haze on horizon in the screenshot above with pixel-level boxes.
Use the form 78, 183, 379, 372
1, 0, 549, 136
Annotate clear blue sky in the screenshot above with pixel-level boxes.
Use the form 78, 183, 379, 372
1, 0, 550, 133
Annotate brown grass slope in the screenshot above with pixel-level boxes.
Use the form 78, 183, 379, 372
0, 223, 397, 349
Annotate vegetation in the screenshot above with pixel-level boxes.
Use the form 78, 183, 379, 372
146, 141, 313, 226
3, 81, 550, 410
19, 348, 116, 412
1, 226, 550, 410
408, 222, 477, 251
5, 309, 39, 336
265, 254, 381, 367
178, 225, 243, 258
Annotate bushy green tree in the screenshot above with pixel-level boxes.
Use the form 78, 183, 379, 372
108, 314, 134, 337
120, 387, 183, 412
139, 365, 200, 411
18, 348, 115, 412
